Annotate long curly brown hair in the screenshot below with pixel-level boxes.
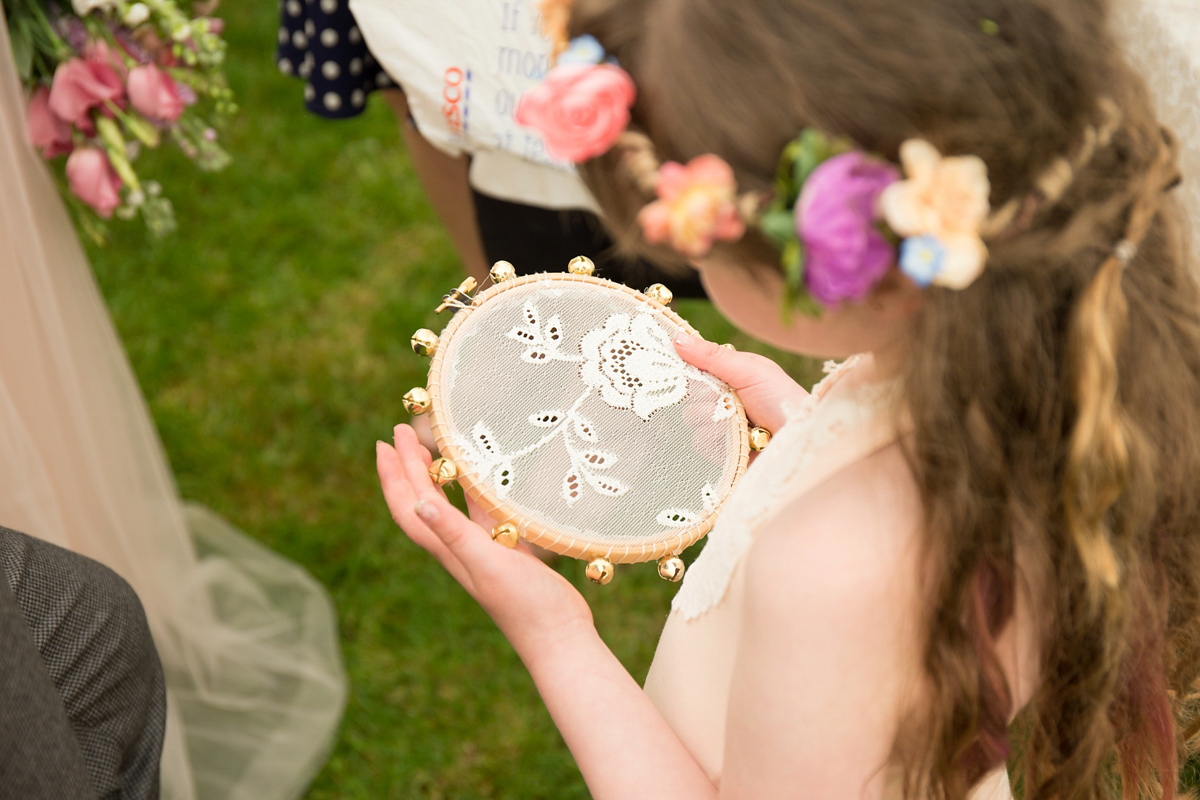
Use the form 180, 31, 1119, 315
569, 1, 1200, 798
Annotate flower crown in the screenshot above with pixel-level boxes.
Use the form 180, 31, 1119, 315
516, 23, 1122, 312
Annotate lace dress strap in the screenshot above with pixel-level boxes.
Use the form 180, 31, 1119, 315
672, 356, 899, 620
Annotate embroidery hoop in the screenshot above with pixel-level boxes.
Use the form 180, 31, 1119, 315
412, 267, 751, 583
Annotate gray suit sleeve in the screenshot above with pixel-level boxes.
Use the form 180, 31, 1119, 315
0, 527, 166, 800
0, 563, 97, 800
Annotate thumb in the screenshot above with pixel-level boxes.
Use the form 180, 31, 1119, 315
674, 333, 805, 433
674, 333, 790, 395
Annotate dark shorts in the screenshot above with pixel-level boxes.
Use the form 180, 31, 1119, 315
275, 0, 395, 119
471, 189, 707, 299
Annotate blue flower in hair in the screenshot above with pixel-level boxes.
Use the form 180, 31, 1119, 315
899, 235, 946, 287
557, 34, 615, 67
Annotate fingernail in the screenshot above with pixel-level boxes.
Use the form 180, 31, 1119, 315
674, 333, 694, 348
414, 497, 439, 522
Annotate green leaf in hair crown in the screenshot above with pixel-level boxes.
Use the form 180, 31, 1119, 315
758, 129, 856, 317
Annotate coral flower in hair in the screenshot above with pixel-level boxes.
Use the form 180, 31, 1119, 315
638, 155, 746, 258
880, 139, 991, 289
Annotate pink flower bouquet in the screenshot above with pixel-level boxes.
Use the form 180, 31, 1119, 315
6, 0, 235, 239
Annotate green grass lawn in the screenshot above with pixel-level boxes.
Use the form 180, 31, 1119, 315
83, 2, 818, 797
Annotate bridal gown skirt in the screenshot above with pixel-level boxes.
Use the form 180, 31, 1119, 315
0, 14, 346, 800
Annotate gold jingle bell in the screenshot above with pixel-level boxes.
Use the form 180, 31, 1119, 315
644, 283, 674, 307
658, 556, 686, 583
492, 522, 520, 549
489, 260, 517, 283
567, 255, 596, 276
410, 329, 439, 357
403, 387, 432, 415
585, 557, 615, 585
428, 457, 458, 486
749, 426, 772, 452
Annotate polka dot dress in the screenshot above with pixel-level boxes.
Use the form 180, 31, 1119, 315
275, 0, 395, 119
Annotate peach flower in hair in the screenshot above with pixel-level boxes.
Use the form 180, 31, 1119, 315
880, 139, 991, 289
638, 155, 746, 258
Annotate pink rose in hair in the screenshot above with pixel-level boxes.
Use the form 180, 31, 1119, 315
27, 88, 74, 158
515, 64, 635, 163
66, 146, 122, 217
48, 57, 124, 129
127, 64, 185, 121
797, 151, 900, 305
638, 155, 746, 258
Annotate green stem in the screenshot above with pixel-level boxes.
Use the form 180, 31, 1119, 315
25, 0, 74, 61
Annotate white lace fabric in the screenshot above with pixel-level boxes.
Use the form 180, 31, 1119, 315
432, 278, 746, 560
673, 357, 899, 620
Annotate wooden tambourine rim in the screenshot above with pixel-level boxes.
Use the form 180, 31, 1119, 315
425, 272, 751, 564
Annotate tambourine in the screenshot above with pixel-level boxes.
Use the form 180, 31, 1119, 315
404, 257, 768, 584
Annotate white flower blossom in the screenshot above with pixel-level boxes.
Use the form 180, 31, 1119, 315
72, 0, 118, 16
124, 3, 150, 25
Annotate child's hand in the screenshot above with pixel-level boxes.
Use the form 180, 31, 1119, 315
674, 334, 808, 434
377, 425, 595, 660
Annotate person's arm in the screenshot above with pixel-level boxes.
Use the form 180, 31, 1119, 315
379, 89, 490, 283
0, 528, 166, 800
718, 443, 927, 799
376, 336, 811, 798
379, 426, 717, 799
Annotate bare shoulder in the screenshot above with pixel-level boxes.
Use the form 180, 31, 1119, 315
741, 440, 925, 618
719, 443, 929, 797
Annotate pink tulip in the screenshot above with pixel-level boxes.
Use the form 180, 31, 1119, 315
66, 147, 122, 217
27, 88, 74, 158
83, 39, 129, 78
48, 57, 124, 129
126, 64, 184, 122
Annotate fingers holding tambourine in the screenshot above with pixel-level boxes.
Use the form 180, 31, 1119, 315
389, 426, 544, 585
392, 425, 486, 563
673, 334, 807, 434
385, 426, 593, 648
378, 429, 476, 594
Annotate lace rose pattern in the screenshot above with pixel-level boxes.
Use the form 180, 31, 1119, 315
453, 299, 736, 531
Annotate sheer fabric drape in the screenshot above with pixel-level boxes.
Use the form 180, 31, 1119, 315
0, 14, 346, 800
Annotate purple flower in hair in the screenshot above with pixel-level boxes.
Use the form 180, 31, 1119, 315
796, 151, 900, 306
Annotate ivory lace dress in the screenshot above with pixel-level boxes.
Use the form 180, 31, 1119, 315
643, 356, 1013, 800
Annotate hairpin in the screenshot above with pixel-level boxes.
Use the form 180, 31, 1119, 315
536, 0, 573, 64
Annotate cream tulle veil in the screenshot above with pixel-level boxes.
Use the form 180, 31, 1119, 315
0, 12, 345, 800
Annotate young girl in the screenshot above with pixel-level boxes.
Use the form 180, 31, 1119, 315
377, 1, 1200, 797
